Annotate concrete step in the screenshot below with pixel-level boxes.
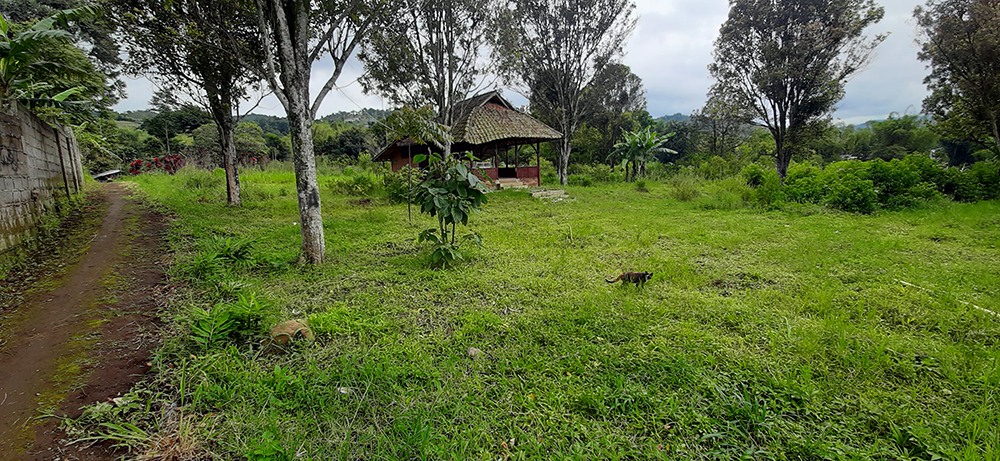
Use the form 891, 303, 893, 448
496, 179, 528, 189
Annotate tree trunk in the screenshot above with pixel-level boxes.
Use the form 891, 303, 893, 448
218, 116, 241, 206
776, 148, 791, 179
264, 0, 325, 265
287, 96, 325, 264
207, 86, 241, 207
773, 130, 790, 179
559, 136, 571, 185
989, 109, 1000, 164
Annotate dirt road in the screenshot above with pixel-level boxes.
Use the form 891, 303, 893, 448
0, 183, 167, 460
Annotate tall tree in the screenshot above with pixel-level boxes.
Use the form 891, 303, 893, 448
496, 0, 636, 185
708, 0, 886, 178
575, 63, 646, 164
112, 0, 263, 206
915, 0, 1000, 159
692, 88, 753, 158
359, 0, 496, 161
249, 0, 376, 264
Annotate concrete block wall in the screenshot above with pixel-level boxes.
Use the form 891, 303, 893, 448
0, 102, 84, 258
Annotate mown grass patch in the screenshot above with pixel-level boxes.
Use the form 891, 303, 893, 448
93, 169, 1000, 459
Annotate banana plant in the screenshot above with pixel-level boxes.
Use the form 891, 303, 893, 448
608, 126, 677, 182
0, 7, 99, 106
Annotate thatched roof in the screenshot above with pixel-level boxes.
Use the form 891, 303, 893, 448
374, 90, 561, 161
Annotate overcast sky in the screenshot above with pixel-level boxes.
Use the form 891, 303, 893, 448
113, 0, 930, 125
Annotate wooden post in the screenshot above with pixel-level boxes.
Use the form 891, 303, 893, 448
536, 143, 541, 185
66, 135, 79, 193
55, 129, 71, 200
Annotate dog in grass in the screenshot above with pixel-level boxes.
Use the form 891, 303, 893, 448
606, 271, 653, 287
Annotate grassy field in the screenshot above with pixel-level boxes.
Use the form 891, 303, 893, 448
103, 165, 999, 460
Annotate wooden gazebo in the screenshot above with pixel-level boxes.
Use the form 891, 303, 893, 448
374, 90, 562, 186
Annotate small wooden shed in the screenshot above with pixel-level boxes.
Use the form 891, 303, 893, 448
374, 90, 562, 187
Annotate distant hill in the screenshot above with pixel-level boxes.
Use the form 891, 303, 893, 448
117, 110, 157, 122
242, 113, 290, 136
656, 113, 690, 123
239, 109, 390, 136
318, 109, 390, 127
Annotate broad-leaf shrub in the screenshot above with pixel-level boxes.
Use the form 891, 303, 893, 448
412, 154, 488, 268
698, 156, 730, 180
742, 156, 966, 213
382, 169, 422, 204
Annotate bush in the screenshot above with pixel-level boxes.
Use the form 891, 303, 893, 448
698, 156, 730, 180
540, 158, 557, 184
567, 174, 593, 187
969, 161, 1000, 200
784, 163, 825, 204
868, 159, 919, 200
569, 163, 618, 182
699, 177, 752, 210
740, 163, 768, 188
329, 173, 378, 196
825, 173, 877, 214
383, 169, 424, 204
751, 168, 785, 209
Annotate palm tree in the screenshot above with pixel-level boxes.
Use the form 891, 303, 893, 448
608, 126, 676, 181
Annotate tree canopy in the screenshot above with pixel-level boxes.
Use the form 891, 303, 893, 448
709, 0, 886, 178
915, 0, 1000, 159
495, 0, 637, 185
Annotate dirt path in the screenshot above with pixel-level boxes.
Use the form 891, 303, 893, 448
0, 183, 168, 460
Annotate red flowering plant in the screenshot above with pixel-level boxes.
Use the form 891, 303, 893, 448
128, 154, 186, 175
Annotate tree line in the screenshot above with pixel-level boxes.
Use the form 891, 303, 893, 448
2, 0, 998, 263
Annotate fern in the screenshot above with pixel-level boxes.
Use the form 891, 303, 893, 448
190, 308, 236, 350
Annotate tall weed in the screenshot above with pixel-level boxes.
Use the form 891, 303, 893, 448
669, 170, 701, 201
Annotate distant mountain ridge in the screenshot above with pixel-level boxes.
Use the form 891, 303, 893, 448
656, 113, 690, 123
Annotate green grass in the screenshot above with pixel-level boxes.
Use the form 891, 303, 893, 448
112, 168, 1000, 460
